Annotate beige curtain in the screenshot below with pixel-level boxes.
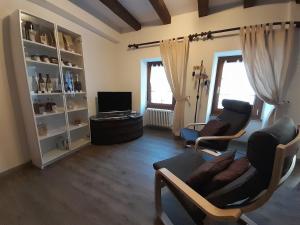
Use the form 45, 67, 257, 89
240, 23, 294, 125
160, 37, 190, 136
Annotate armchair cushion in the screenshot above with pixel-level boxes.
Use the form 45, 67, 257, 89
202, 157, 250, 195
199, 120, 230, 137
185, 151, 235, 193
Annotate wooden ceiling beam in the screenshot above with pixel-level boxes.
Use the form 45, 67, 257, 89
244, 0, 256, 8
149, 0, 171, 24
99, 0, 141, 31
198, 0, 209, 17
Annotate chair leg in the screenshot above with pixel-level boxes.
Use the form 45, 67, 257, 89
237, 214, 258, 225
155, 172, 174, 225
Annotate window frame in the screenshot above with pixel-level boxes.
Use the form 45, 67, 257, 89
147, 61, 175, 110
211, 55, 263, 119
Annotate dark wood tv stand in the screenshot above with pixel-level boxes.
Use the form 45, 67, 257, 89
90, 114, 143, 145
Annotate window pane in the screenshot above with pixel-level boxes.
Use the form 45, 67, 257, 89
150, 65, 173, 105
217, 61, 255, 109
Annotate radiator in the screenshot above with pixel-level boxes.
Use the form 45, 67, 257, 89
145, 108, 173, 128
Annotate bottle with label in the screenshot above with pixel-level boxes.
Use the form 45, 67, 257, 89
38, 73, 46, 93
74, 74, 82, 92
31, 72, 39, 93
46, 74, 53, 93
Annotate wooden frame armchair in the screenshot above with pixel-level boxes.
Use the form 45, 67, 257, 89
180, 99, 252, 152
155, 117, 300, 225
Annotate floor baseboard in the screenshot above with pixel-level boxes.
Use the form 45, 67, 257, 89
0, 161, 32, 179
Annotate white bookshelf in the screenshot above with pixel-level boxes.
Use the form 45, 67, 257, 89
10, 10, 90, 169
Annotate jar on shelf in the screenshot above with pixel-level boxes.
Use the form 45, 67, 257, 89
37, 122, 47, 136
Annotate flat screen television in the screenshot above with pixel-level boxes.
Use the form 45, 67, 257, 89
98, 92, 132, 113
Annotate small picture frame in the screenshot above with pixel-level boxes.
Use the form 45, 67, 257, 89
63, 34, 75, 52
58, 32, 65, 50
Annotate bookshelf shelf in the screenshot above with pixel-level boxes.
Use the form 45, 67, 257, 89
62, 65, 83, 70
23, 39, 57, 50
60, 48, 82, 56
26, 59, 59, 67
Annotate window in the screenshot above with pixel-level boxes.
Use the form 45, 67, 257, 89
212, 55, 263, 118
147, 61, 174, 109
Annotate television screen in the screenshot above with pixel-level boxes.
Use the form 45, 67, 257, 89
98, 92, 132, 112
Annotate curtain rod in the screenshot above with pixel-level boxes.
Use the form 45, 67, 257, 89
128, 21, 300, 49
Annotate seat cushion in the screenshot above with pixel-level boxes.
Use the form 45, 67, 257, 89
180, 127, 228, 150
153, 150, 205, 181
180, 128, 199, 145
199, 120, 230, 137
185, 151, 235, 193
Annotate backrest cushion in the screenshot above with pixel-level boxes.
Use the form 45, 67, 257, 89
217, 99, 252, 135
247, 117, 297, 178
186, 151, 235, 193
199, 120, 230, 137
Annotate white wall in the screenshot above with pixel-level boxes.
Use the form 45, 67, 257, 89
0, 0, 118, 173
116, 3, 291, 128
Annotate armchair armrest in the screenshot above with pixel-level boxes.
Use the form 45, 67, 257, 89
155, 168, 242, 221
195, 129, 246, 149
186, 122, 207, 128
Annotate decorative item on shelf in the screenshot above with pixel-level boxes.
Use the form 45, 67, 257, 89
31, 72, 39, 93
63, 34, 75, 52
192, 60, 209, 125
31, 55, 41, 62
45, 100, 56, 113
74, 74, 82, 92
40, 55, 50, 63
34, 24, 41, 43
38, 73, 46, 93
50, 57, 58, 64
37, 122, 47, 136
46, 74, 53, 93
73, 118, 82, 126
40, 33, 48, 45
62, 60, 72, 67
47, 31, 56, 47
24, 21, 36, 42
56, 136, 69, 150
67, 100, 75, 110
33, 101, 41, 114
64, 70, 74, 93
58, 32, 65, 50
54, 78, 62, 93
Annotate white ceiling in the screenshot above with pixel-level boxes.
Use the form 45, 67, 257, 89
69, 0, 290, 33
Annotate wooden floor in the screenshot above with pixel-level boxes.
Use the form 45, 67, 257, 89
0, 128, 299, 225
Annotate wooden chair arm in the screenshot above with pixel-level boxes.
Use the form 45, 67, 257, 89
186, 122, 207, 128
195, 129, 246, 148
156, 168, 242, 221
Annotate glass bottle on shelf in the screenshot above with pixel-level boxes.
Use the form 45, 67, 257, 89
38, 73, 46, 93
64, 70, 74, 93
74, 74, 82, 92
31, 72, 39, 93
46, 74, 53, 93
24, 21, 33, 40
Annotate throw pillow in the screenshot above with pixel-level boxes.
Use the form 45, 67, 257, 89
202, 157, 251, 195
199, 120, 230, 137
186, 151, 235, 193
